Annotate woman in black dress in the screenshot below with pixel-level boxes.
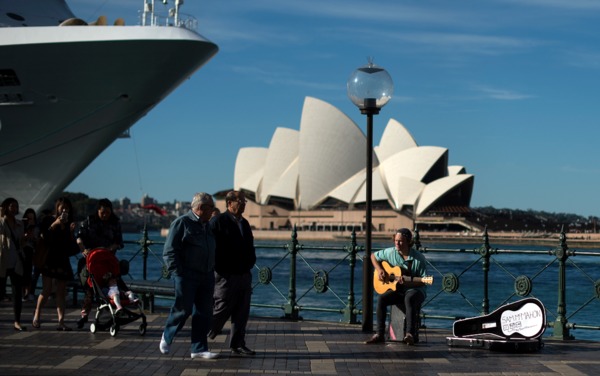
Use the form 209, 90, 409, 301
32, 197, 79, 331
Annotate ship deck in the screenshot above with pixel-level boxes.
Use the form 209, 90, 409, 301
1, 300, 599, 375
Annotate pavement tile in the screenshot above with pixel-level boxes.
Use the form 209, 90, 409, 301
1, 301, 600, 375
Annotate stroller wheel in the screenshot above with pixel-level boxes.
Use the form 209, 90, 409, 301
90, 323, 97, 334
109, 324, 119, 337
139, 323, 147, 336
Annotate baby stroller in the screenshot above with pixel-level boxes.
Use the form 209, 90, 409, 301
86, 248, 147, 337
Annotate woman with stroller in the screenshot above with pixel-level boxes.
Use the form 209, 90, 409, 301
32, 197, 79, 331
75, 198, 126, 328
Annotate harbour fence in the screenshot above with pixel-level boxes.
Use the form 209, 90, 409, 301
120, 225, 600, 341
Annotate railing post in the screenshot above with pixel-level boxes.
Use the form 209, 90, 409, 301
342, 230, 360, 324
137, 224, 152, 311
141, 224, 149, 281
413, 226, 421, 250
551, 228, 574, 340
478, 226, 492, 315
283, 225, 300, 320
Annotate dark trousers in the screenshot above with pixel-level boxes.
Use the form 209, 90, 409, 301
0, 275, 6, 299
22, 246, 34, 292
376, 288, 424, 337
4, 269, 23, 323
211, 271, 252, 349
163, 273, 215, 353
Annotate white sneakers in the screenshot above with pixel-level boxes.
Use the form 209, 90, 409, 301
160, 333, 219, 359
126, 291, 140, 304
159, 334, 170, 354
191, 351, 219, 359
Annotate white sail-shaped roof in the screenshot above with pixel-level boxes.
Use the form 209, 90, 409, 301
261, 157, 299, 204
234, 147, 267, 199
233, 96, 474, 215
387, 176, 426, 210
376, 119, 418, 162
448, 165, 466, 175
352, 168, 389, 204
324, 169, 366, 204
416, 174, 474, 215
260, 127, 299, 204
379, 146, 447, 183
298, 97, 372, 209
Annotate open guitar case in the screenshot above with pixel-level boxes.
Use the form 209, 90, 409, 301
446, 297, 546, 352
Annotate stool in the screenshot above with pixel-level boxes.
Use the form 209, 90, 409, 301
387, 305, 422, 343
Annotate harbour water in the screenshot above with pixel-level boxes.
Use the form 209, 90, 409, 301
103, 232, 600, 342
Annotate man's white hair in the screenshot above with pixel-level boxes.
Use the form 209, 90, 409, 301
191, 192, 213, 210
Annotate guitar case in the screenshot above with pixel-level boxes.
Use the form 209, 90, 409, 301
446, 297, 546, 352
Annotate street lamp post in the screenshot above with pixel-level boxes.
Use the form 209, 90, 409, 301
347, 59, 393, 332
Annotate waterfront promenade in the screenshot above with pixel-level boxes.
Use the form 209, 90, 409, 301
1, 300, 600, 375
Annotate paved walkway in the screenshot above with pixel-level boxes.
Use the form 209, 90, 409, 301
1, 300, 599, 375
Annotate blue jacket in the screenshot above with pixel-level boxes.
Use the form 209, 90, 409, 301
163, 210, 215, 277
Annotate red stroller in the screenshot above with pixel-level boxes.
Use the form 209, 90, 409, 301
86, 248, 147, 336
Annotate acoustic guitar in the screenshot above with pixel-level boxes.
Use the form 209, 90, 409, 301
373, 261, 433, 294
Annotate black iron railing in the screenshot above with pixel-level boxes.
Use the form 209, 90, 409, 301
121, 225, 600, 341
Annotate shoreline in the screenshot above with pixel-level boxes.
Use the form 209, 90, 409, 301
252, 230, 600, 249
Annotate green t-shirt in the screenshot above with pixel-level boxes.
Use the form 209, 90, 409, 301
374, 246, 427, 298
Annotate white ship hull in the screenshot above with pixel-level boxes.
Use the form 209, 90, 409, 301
0, 1, 218, 211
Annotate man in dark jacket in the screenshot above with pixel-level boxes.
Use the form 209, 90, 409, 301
208, 190, 257, 356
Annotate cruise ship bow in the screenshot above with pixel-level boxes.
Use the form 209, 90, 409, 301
0, 0, 218, 211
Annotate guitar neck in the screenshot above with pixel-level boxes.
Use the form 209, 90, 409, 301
399, 275, 424, 283
393, 275, 433, 285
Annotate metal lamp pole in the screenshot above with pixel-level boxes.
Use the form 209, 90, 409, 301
362, 102, 378, 332
347, 60, 393, 332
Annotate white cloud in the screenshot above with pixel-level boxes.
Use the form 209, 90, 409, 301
230, 66, 340, 91
472, 85, 534, 101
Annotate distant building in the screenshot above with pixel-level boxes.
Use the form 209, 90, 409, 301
175, 201, 189, 211
232, 97, 477, 232
141, 194, 156, 207
121, 197, 131, 210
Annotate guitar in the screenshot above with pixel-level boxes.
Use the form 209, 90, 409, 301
373, 261, 434, 294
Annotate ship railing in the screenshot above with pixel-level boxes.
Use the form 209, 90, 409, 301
139, 11, 198, 31
113, 225, 600, 341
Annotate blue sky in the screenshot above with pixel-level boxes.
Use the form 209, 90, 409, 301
66, 0, 600, 217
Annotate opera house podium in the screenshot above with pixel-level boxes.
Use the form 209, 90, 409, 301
446, 298, 546, 352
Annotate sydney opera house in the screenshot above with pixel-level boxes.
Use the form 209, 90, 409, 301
228, 97, 478, 235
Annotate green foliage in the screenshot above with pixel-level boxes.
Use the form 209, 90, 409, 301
63, 192, 97, 221
472, 207, 598, 232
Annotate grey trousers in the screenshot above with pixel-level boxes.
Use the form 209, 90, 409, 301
211, 271, 252, 348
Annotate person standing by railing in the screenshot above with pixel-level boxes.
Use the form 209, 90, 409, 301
208, 190, 257, 356
159, 192, 218, 359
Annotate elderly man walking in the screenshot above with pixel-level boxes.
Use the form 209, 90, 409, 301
159, 192, 218, 359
